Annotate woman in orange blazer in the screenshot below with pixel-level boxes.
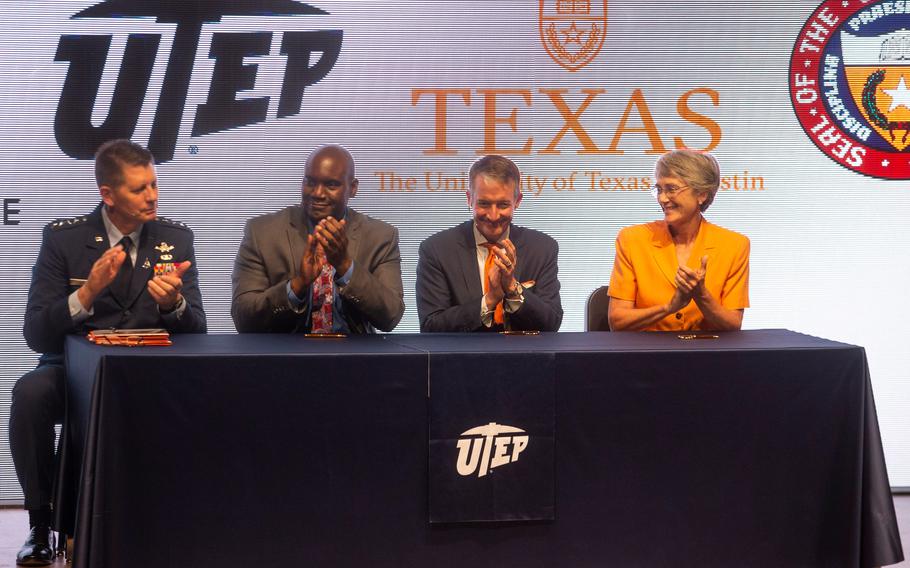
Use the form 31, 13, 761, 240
608, 150, 749, 331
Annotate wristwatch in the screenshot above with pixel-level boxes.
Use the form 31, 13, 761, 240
160, 295, 185, 315
506, 281, 525, 301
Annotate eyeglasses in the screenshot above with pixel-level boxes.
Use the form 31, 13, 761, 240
650, 184, 691, 199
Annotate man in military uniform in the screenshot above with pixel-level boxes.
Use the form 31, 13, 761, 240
11, 139, 206, 565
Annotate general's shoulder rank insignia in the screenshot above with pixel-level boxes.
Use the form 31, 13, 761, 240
49, 216, 88, 231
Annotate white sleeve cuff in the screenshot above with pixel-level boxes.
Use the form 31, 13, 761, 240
68, 290, 93, 323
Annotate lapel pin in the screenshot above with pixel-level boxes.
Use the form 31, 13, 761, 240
94, 235, 103, 243
142, 258, 151, 269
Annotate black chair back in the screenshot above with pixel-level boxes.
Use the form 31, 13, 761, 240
585, 286, 611, 331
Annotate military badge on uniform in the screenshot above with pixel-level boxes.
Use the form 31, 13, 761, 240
154, 262, 177, 276
154, 241, 178, 275
154, 241, 175, 261
142, 258, 151, 269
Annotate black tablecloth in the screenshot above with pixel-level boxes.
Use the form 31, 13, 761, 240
64, 330, 904, 567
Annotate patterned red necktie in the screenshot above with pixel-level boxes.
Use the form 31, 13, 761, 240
310, 260, 335, 333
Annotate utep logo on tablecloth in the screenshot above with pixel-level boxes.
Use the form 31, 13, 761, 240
539, 0, 607, 72
54, 0, 343, 163
791, 0, 910, 180
456, 422, 530, 478
428, 353, 554, 523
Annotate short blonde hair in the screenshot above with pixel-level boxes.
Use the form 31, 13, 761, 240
655, 149, 720, 212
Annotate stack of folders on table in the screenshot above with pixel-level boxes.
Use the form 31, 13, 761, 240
86, 329, 172, 347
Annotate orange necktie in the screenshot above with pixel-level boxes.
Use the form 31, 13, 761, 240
481, 243, 505, 325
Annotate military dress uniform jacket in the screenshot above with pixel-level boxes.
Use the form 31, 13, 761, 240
23, 204, 207, 356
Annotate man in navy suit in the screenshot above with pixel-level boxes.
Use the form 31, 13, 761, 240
415, 155, 562, 332
11, 139, 206, 565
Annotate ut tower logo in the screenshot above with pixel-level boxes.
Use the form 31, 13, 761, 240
455, 422, 529, 478
54, 0, 343, 163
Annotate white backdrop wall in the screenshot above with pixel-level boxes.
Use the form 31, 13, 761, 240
0, 0, 908, 500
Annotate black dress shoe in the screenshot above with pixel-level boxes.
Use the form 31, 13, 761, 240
16, 525, 55, 566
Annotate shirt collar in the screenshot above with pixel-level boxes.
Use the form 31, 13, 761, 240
101, 206, 143, 247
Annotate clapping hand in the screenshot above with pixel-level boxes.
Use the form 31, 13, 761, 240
669, 256, 708, 312
77, 245, 128, 309
490, 239, 518, 295
148, 261, 191, 311
676, 255, 707, 296
484, 256, 502, 309
291, 235, 325, 297
314, 217, 351, 275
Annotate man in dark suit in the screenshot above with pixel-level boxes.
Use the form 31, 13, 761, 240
231, 144, 404, 334
11, 139, 206, 566
416, 155, 562, 332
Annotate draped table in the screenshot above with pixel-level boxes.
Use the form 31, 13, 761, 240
63, 330, 903, 567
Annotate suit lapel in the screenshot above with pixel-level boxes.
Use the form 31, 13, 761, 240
687, 219, 716, 270
345, 209, 362, 268
510, 225, 526, 282
84, 207, 109, 278
650, 221, 678, 286
287, 206, 307, 278
339, 209, 366, 333
650, 219, 716, 285
458, 222, 483, 298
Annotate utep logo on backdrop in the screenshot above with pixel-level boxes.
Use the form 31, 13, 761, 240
539, 0, 607, 72
455, 422, 529, 478
790, 0, 910, 179
54, 0, 343, 163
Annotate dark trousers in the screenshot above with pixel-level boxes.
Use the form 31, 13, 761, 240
9, 363, 65, 511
